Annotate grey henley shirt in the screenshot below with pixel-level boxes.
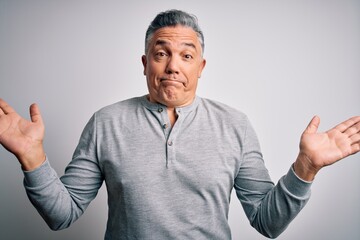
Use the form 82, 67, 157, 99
23, 95, 312, 239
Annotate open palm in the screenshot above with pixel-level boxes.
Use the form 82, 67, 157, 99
0, 99, 45, 169
300, 116, 360, 172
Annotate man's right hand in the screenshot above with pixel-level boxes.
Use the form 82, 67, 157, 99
0, 99, 45, 171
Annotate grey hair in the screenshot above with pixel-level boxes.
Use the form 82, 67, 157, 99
145, 9, 205, 55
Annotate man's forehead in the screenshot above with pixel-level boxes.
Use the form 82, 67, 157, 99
151, 26, 200, 47
154, 39, 196, 50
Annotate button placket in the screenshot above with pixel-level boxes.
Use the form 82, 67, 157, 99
165, 107, 186, 166
156, 105, 170, 138
142, 95, 199, 167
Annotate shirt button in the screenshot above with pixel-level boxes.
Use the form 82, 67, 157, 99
158, 108, 163, 113
168, 141, 173, 146
162, 123, 168, 129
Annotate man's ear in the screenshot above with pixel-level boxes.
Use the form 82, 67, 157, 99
198, 58, 206, 78
141, 55, 147, 76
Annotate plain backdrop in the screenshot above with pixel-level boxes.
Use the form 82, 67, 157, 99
0, 0, 359, 239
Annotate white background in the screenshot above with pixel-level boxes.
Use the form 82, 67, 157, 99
0, 0, 359, 239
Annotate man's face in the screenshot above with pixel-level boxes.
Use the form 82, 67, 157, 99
142, 25, 206, 108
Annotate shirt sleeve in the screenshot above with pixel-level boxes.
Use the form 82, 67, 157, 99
234, 118, 312, 239
23, 114, 103, 230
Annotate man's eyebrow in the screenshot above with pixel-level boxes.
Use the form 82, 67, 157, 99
183, 42, 196, 50
155, 40, 168, 46
155, 40, 197, 50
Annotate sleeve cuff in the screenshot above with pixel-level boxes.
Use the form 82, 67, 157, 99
282, 165, 312, 198
23, 157, 58, 187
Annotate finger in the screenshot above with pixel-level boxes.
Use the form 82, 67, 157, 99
350, 132, 360, 145
334, 116, 360, 133
350, 142, 360, 156
0, 98, 15, 114
344, 121, 360, 138
29, 103, 43, 124
304, 115, 320, 134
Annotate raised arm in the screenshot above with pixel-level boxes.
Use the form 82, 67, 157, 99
235, 115, 359, 238
1, 99, 103, 230
294, 115, 360, 181
0, 98, 45, 170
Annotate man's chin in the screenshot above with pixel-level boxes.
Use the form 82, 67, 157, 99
148, 90, 194, 108
161, 95, 195, 108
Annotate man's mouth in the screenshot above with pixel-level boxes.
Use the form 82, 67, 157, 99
160, 78, 183, 83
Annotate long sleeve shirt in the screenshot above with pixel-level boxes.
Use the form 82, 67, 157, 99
23, 95, 312, 239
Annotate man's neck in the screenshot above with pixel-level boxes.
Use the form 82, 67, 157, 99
167, 107, 177, 126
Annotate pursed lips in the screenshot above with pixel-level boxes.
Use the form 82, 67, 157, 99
159, 77, 185, 86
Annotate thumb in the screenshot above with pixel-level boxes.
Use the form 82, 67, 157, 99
304, 115, 320, 134
29, 103, 43, 124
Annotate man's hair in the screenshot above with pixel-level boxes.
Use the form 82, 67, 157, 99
145, 9, 205, 55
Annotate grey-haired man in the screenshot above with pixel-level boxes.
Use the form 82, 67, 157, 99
0, 9, 359, 239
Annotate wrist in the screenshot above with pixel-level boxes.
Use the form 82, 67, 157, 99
294, 152, 319, 181
18, 144, 46, 171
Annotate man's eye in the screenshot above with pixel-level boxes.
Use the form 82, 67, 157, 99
156, 52, 167, 57
184, 54, 193, 59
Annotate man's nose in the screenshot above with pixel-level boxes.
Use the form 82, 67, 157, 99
165, 57, 180, 74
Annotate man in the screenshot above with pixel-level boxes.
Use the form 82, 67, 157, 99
0, 9, 359, 239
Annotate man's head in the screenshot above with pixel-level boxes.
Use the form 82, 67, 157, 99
145, 9, 205, 55
142, 10, 206, 108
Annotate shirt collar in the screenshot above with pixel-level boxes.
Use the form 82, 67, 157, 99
140, 94, 200, 113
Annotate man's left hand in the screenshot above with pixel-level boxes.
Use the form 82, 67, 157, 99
294, 115, 360, 181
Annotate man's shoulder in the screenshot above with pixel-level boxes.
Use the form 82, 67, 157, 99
199, 97, 248, 120
95, 96, 144, 118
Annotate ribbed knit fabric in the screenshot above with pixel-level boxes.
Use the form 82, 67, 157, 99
24, 95, 311, 239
